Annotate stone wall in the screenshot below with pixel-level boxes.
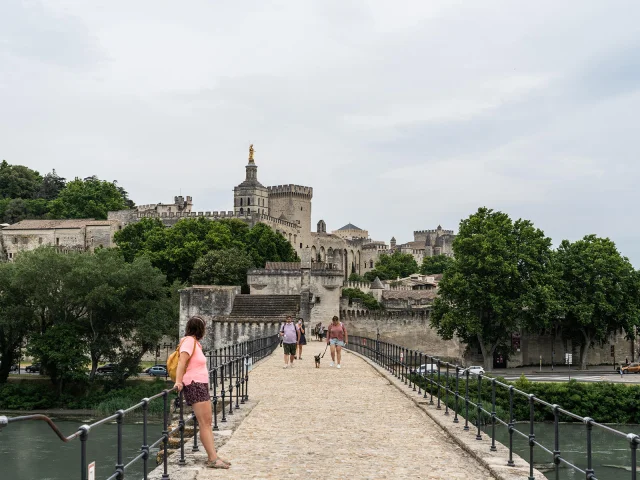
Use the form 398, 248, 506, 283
340, 309, 465, 362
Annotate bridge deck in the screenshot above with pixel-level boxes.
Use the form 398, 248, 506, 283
194, 341, 495, 480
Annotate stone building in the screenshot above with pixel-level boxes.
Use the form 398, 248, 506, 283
1, 219, 120, 260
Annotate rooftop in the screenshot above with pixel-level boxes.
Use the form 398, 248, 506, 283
382, 290, 438, 301
337, 223, 364, 231
2, 219, 118, 230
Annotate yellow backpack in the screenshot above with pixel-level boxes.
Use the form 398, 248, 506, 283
167, 336, 197, 382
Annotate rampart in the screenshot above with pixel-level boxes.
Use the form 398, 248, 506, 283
267, 184, 313, 199
414, 229, 455, 235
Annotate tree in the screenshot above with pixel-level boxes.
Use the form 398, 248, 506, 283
37, 169, 66, 200
420, 254, 454, 275
553, 235, 640, 370
342, 287, 381, 310
48, 176, 129, 220
363, 251, 418, 281
191, 248, 254, 286
114, 218, 298, 284
348, 273, 367, 282
0, 160, 43, 199
430, 208, 554, 371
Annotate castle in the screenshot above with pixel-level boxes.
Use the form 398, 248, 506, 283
107, 145, 455, 279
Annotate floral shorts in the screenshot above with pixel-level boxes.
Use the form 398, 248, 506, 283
183, 381, 210, 406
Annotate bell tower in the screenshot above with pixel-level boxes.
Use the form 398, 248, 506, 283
233, 145, 269, 218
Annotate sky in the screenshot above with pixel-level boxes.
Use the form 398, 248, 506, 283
2, 1, 640, 264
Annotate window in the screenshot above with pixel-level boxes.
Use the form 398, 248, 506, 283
248, 198, 251, 205
239, 208, 244, 214
56, 238, 60, 245
247, 208, 251, 214
8, 253, 12, 259
370, 260, 373, 268
315, 296, 321, 303
300, 243, 303, 248
240, 198, 243, 206
301, 207, 303, 211
12, 237, 17, 244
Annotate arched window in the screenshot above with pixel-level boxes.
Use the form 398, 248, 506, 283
247, 208, 251, 214
248, 198, 251, 205
239, 207, 244, 214
370, 260, 373, 268
240, 198, 243, 206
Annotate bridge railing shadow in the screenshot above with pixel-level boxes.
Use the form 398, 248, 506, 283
346, 335, 640, 480
0, 333, 280, 480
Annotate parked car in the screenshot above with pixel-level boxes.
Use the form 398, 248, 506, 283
411, 364, 439, 375
96, 363, 116, 374
25, 363, 41, 373
147, 366, 168, 377
461, 366, 485, 376
144, 364, 167, 374
620, 363, 640, 374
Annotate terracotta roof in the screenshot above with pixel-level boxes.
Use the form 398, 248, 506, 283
265, 262, 301, 270
382, 290, 437, 300
2, 219, 118, 230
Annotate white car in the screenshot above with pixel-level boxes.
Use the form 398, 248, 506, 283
412, 364, 439, 375
461, 366, 485, 376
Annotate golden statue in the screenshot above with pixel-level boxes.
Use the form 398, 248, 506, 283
249, 144, 255, 162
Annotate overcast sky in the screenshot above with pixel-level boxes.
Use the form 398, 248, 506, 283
2, 1, 640, 264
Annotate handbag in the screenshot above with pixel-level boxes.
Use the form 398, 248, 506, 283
167, 336, 197, 382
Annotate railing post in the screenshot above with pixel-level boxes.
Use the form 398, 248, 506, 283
142, 398, 149, 480
179, 390, 186, 466
490, 379, 497, 452
436, 359, 442, 410
453, 366, 459, 423
585, 417, 594, 480
220, 364, 227, 423
552, 404, 560, 478
476, 374, 483, 440
417, 352, 422, 395
228, 361, 234, 415
444, 363, 449, 416
192, 414, 199, 452
429, 357, 434, 405
464, 369, 470, 431
116, 410, 125, 479
79, 425, 90, 480
507, 386, 515, 466
212, 369, 219, 431
244, 354, 250, 401
161, 392, 170, 480
629, 434, 638, 480
235, 357, 241, 409
528, 394, 535, 480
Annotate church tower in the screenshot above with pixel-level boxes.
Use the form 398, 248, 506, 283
233, 145, 269, 217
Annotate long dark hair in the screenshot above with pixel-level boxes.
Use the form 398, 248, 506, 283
185, 316, 206, 340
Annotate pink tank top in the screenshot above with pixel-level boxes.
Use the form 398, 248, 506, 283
180, 336, 209, 385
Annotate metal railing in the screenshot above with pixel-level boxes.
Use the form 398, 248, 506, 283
0, 333, 280, 480
346, 335, 640, 480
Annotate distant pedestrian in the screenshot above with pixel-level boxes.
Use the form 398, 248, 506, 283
297, 318, 307, 359
280, 316, 299, 368
326, 316, 348, 369
316, 322, 323, 341
173, 316, 230, 469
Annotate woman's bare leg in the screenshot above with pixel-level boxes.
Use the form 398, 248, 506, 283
336, 345, 342, 365
192, 401, 217, 461
330, 344, 336, 363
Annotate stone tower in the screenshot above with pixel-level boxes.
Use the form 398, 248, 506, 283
234, 145, 269, 217
390, 236, 396, 249
267, 184, 313, 249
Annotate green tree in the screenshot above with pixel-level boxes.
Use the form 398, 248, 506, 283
37, 169, 66, 200
48, 176, 129, 220
430, 208, 555, 371
191, 248, 255, 286
348, 273, 367, 282
553, 235, 640, 370
363, 251, 418, 281
114, 218, 298, 284
342, 287, 381, 310
0, 160, 43, 199
420, 254, 454, 275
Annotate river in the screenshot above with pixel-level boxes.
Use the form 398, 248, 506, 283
489, 423, 639, 479
0, 417, 164, 480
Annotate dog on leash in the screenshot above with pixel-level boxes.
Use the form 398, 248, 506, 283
314, 353, 321, 368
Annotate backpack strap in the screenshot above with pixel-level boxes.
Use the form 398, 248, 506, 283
183, 336, 198, 371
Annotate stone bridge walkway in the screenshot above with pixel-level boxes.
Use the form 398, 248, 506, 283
188, 341, 499, 480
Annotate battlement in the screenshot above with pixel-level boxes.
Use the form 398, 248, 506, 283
267, 184, 313, 198
137, 210, 244, 219
414, 229, 455, 235
256, 213, 300, 229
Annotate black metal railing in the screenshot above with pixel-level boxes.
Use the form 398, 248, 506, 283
346, 335, 640, 480
0, 333, 280, 480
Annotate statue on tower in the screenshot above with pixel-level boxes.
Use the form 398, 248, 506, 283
248, 144, 255, 162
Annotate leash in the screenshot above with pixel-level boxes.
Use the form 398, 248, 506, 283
320, 343, 329, 358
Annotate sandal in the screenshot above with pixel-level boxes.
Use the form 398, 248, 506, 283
205, 458, 230, 469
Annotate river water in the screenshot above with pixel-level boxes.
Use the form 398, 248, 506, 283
489, 423, 639, 479
2, 417, 638, 479
0, 417, 164, 480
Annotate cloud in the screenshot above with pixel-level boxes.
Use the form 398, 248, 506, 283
1, 1, 640, 265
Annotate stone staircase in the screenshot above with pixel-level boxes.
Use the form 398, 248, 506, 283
229, 295, 300, 320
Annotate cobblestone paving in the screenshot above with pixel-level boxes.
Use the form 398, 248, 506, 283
197, 341, 496, 480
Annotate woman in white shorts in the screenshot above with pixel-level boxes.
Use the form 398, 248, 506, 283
326, 316, 348, 368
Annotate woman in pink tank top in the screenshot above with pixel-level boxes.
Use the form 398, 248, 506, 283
326, 315, 348, 368
174, 316, 230, 469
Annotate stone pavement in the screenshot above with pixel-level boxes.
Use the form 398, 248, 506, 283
190, 341, 499, 480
